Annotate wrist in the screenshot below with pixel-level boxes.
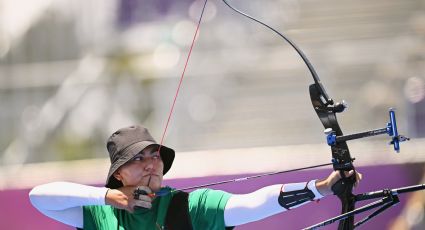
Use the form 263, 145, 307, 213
315, 179, 332, 197
104, 188, 111, 205
308, 180, 325, 200
104, 188, 119, 206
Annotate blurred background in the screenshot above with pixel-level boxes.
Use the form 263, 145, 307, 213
0, 0, 424, 229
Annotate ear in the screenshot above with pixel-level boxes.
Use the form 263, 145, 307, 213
113, 170, 122, 181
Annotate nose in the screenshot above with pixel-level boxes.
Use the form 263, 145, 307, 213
143, 157, 156, 171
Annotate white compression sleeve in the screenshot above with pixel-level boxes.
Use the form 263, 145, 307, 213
29, 182, 109, 228
224, 180, 324, 227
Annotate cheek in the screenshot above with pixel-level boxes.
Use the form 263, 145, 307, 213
158, 161, 164, 170
121, 165, 143, 180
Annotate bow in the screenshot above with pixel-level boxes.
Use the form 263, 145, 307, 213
220, 1, 356, 228
159, 0, 416, 229
308, 67, 355, 230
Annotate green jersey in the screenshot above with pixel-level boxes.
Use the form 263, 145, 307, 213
82, 187, 231, 230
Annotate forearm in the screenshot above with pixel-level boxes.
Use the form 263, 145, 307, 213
29, 182, 108, 228
224, 180, 324, 226
29, 182, 108, 210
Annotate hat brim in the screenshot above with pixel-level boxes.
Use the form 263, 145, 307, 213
105, 142, 175, 189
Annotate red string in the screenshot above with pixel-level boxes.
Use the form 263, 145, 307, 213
159, 0, 209, 152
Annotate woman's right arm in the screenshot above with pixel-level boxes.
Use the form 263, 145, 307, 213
29, 182, 108, 228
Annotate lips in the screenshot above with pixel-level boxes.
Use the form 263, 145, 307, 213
143, 174, 159, 178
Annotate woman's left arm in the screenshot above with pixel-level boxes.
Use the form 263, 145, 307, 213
223, 170, 362, 227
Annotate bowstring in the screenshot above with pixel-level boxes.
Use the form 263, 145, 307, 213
155, 0, 333, 194
159, 0, 209, 152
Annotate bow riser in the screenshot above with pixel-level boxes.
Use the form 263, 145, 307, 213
309, 84, 355, 230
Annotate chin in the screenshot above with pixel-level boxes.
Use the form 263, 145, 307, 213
149, 182, 162, 192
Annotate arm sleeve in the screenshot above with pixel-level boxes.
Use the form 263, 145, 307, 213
224, 180, 324, 226
29, 182, 109, 228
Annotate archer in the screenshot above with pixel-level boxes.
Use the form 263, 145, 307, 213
29, 125, 362, 230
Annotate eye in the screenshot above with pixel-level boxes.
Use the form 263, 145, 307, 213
133, 156, 143, 161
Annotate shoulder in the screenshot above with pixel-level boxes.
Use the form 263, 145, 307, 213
187, 189, 232, 230
189, 189, 231, 199
189, 189, 232, 208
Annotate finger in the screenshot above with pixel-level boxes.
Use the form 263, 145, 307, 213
136, 195, 153, 202
339, 170, 352, 179
354, 172, 361, 182
134, 186, 153, 200
354, 172, 363, 188
134, 192, 154, 201
357, 172, 363, 180
137, 185, 152, 194
344, 170, 354, 177
134, 200, 152, 209
134, 186, 152, 197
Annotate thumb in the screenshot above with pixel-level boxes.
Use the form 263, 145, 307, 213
345, 170, 355, 177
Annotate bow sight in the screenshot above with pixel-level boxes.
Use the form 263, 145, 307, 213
324, 108, 410, 153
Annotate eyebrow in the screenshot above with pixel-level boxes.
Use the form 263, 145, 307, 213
139, 148, 160, 156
